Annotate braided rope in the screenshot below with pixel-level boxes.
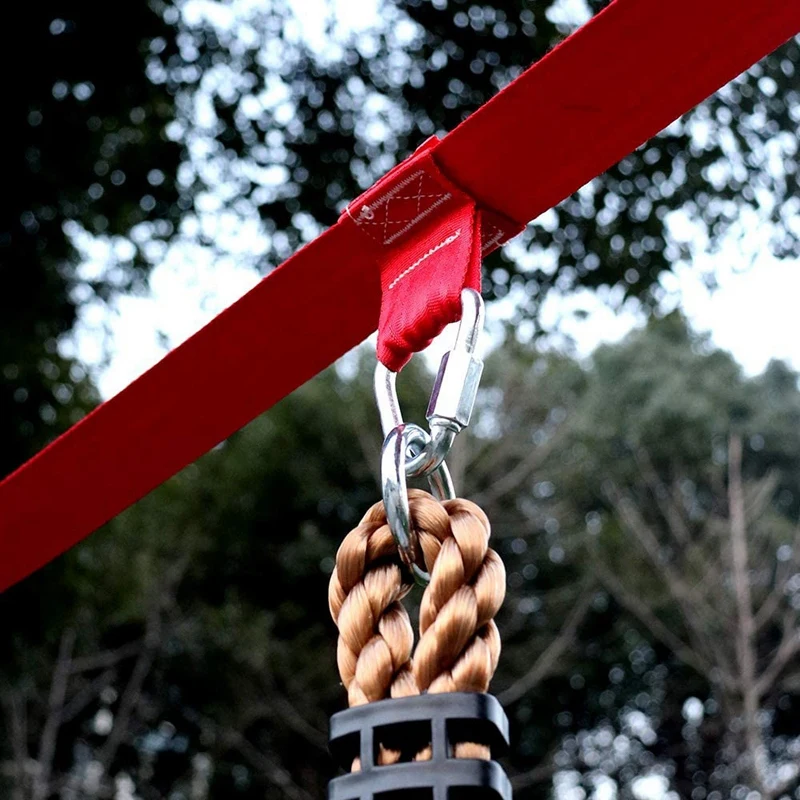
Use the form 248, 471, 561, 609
327, 504, 418, 707
328, 489, 506, 765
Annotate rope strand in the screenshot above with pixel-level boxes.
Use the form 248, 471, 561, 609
328, 514, 416, 707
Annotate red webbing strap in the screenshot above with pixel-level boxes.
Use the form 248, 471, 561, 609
436, 0, 800, 225
0, 224, 380, 588
1, 0, 798, 593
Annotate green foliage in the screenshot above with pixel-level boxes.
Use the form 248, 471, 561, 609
4, 316, 799, 799
1, 1, 183, 477
500, 314, 800, 798
163, 1, 800, 320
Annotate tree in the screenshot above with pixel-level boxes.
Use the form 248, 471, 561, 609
0, 4, 185, 792
504, 315, 800, 798
3, 3, 800, 799
1, 0, 184, 480
4, 316, 798, 799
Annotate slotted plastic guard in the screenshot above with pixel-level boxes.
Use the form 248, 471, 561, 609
328, 692, 511, 800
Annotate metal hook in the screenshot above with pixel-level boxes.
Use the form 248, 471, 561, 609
374, 288, 485, 480
381, 423, 454, 585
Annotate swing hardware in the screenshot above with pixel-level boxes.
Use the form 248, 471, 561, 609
381, 423, 453, 585
374, 288, 485, 480
374, 289, 485, 582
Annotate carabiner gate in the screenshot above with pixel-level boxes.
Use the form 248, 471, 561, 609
375, 288, 485, 583
375, 288, 485, 477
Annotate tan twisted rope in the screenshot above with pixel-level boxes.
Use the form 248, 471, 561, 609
328, 489, 506, 765
327, 502, 418, 707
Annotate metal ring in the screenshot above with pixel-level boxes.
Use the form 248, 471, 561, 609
404, 425, 455, 478
381, 423, 454, 586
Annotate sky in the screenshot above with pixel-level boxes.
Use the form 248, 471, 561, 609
67, 210, 800, 400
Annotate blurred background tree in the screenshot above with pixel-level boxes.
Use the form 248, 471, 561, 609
3, 319, 799, 799
1, 1, 798, 798
1, 1, 183, 477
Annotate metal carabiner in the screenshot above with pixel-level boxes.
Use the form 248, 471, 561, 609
374, 288, 485, 480
381, 423, 454, 585
375, 289, 484, 584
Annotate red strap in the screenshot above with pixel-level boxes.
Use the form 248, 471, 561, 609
1, 0, 798, 593
436, 0, 800, 226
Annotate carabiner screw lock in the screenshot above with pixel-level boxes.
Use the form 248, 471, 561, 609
375, 288, 485, 479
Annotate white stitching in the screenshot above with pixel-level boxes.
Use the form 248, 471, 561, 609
481, 230, 506, 253
355, 170, 429, 222
354, 169, 452, 245
382, 172, 446, 243
355, 192, 451, 227
384, 193, 452, 244
369, 169, 428, 209
356, 194, 443, 224
480, 221, 508, 253
387, 229, 462, 290
382, 190, 392, 241
392, 193, 445, 202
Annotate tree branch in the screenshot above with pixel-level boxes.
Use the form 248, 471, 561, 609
634, 447, 691, 546
754, 523, 800, 633
605, 481, 727, 671
511, 759, 559, 790
473, 432, 559, 507
212, 720, 315, 800
60, 669, 116, 725
69, 641, 141, 674
728, 434, 770, 797
2, 688, 28, 800
96, 605, 161, 776
771, 764, 800, 799
499, 582, 595, 705
592, 556, 735, 693
755, 608, 800, 700
260, 691, 328, 752
33, 627, 76, 800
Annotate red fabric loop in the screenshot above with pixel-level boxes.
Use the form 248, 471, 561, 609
341, 138, 521, 371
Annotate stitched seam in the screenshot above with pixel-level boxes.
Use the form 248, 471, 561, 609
383, 193, 452, 245
354, 194, 444, 219
390, 193, 444, 202
382, 173, 445, 242
354, 225, 382, 244
356, 199, 452, 226
481, 230, 506, 253
352, 168, 453, 245
367, 170, 429, 210
387, 229, 462, 290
